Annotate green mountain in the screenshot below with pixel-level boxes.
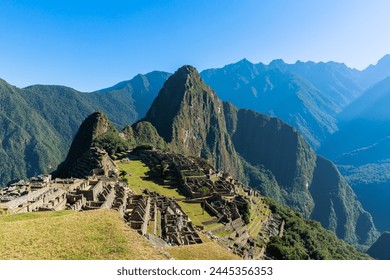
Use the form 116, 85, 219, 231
0, 72, 168, 186
0, 79, 62, 184
367, 232, 390, 260
143, 65, 244, 179
141, 66, 378, 247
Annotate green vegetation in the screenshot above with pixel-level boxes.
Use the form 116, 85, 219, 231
0, 210, 168, 260
117, 160, 184, 198
214, 229, 233, 238
264, 198, 371, 260
177, 201, 215, 227
93, 131, 129, 155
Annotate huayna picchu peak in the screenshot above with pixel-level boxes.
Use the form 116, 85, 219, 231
143, 65, 244, 181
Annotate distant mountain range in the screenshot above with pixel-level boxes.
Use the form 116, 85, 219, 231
1, 55, 390, 245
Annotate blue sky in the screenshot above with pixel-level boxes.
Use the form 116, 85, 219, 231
1, 0, 390, 91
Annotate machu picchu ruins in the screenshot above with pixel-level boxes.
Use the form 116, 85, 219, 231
0, 147, 285, 260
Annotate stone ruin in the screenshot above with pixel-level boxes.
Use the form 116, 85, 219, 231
124, 190, 202, 246
0, 170, 202, 248
66, 147, 118, 179
137, 149, 238, 198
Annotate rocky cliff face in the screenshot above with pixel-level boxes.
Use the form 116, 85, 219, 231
143, 65, 243, 179
54, 112, 118, 178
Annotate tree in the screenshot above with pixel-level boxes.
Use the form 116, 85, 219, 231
119, 170, 128, 181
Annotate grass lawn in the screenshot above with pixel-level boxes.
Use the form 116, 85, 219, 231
214, 229, 234, 238
177, 201, 215, 226
203, 222, 225, 232
0, 210, 168, 260
117, 160, 184, 198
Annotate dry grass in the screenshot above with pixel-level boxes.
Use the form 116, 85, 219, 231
0, 210, 168, 260
166, 242, 241, 260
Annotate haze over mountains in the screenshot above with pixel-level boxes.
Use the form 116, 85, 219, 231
1, 55, 390, 249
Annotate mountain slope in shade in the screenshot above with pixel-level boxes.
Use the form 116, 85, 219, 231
99, 71, 171, 120
367, 232, 390, 260
320, 78, 390, 231
223, 103, 378, 246
142, 66, 378, 247
201, 55, 390, 150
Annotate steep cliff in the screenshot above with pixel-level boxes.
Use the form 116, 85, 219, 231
143, 65, 243, 179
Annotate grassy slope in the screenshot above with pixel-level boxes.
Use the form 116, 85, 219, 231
166, 234, 240, 260
0, 210, 168, 260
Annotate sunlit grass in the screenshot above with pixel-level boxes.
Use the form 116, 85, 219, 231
117, 160, 184, 198
0, 210, 168, 260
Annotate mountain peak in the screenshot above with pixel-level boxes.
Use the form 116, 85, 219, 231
54, 111, 118, 177
143, 65, 216, 142
377, 54, 390, 65
176, 65, 198, 75
143, 65, 243, 178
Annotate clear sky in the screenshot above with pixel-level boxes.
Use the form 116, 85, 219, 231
1, 0, 390, 91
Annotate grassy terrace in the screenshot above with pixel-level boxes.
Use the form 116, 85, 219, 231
177, 201, 215, 226
0, 210, 168, 260
117, 160, 184, 198
247, 196, 270, 238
